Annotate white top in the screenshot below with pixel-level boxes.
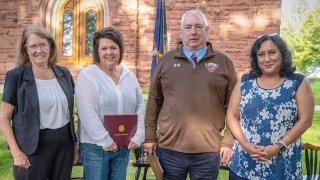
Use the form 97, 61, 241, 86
35, 78, 70, 129
75, 64, 145, 148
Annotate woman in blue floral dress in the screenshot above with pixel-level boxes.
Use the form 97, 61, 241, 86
227, 34, 315, 180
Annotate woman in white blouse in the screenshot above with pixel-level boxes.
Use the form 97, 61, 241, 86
0, 26, 76, 180
75, 27, 145, 180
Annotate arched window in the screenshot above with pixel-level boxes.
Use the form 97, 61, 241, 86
53, 0, 104, 66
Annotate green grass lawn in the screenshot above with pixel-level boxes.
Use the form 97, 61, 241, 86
0, 135, 12, 179
310, 78, 320, 105
301, 111, 320, 144
141, 88, 149, 95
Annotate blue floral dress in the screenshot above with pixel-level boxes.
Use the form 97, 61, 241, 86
229, 73, 305, 180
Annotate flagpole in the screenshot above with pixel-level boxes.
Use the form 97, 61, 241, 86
150, 0, 168, 79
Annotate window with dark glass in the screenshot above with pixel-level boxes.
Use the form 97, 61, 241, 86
63, 10, 73, 56
86, 10, 97, 56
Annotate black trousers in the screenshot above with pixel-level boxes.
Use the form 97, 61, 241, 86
13, 123, 74, 180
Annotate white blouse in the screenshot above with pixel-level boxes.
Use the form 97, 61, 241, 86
35, 78, 70, 129
75, 64, 145, 148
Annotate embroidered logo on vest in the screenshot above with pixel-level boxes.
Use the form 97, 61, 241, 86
205, 62, 218, 72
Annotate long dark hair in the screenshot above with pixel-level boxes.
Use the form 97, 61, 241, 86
250, 34, 295, 77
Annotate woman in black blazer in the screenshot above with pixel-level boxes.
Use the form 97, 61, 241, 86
0, 26, 77, 180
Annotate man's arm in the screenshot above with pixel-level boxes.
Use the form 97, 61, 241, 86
144, 58, 164, 154
221, 55, 238, 164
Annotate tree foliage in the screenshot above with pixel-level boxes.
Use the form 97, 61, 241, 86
294, 8, 320, 72
283, 8, 320, 73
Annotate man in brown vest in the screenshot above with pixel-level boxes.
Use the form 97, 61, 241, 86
144, 9, 238, 180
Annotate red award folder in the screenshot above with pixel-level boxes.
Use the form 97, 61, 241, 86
148, 153, 163, 180
104, 115, 137, 147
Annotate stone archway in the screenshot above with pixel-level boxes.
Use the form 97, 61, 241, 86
39, 0, 110, 67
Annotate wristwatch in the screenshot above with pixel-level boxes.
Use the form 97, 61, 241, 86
275, 141, 287, 152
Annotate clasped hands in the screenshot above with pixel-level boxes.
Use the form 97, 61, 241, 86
242, 142, 280, 161
103, 141, 138, 152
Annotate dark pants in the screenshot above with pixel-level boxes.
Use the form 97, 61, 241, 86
13, 123, 74, 180
158, 147, 220, 180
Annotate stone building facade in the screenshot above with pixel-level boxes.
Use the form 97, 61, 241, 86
0, 0, 282, 87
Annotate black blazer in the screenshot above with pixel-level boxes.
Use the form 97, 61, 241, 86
2, 65, 76, 155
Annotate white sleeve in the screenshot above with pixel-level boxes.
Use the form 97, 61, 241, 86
75, 71, 113, 148
130, 74, 146, 146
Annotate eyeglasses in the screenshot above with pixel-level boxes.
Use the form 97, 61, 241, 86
26, 43, 50, 51
256, 33, 278, 39
183, 24, 206, 32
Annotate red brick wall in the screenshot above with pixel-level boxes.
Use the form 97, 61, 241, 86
0, 0, 282, 87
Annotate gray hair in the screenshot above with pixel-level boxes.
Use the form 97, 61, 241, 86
181, 9, 208, 29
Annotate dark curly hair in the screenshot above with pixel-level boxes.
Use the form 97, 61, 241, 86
92, 27, 124, 65
250, 34, 295, 77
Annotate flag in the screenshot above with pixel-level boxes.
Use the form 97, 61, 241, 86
151, 0, 168, 77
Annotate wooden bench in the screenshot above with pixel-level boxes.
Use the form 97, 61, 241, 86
302, 143, 320, 180
132, 146, 150, 180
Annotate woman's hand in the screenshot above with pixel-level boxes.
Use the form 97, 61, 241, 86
252, 144, 279, 161
245, 143, 280, 161
128, 141, 138, 150
12, 150, 31, 169
241, 142, 268, 161
0, 102, 30, 169
103, 142, 118, 152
